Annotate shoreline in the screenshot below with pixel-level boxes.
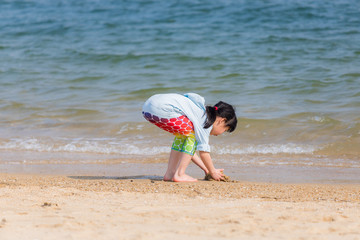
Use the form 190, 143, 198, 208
1, 173, 360, 239
1, 161, 360, 185
1, 173, 360, 202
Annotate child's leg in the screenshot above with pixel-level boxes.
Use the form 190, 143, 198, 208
163, 135, 187, 181
164, 150, 198, 182
163, 149, 182, 181
172, 152, 198, 182
168, 135, 198, 182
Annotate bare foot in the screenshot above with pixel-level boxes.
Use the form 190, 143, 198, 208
163, 176, 172, 181
163, 172, 174, 181
172, 174, 198, 182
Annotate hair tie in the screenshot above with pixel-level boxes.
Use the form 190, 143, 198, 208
214, 106, 218, 111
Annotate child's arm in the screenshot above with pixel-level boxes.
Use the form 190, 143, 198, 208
191, 153, 209, 175
199, 151, 224, 181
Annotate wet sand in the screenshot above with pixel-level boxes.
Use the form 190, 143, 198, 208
1, 173, 360, 240
2, 161, 360, 184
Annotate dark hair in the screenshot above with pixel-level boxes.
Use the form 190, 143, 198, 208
204, 101, 237, 132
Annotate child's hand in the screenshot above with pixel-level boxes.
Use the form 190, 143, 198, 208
210, 169, 224, 181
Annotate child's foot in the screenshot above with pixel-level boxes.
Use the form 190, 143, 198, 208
163, 176, 172, 181
172, 174, 198, 182
163, 172, 174, 181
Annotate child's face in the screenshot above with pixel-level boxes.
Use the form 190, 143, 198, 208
210, 117, 230, 136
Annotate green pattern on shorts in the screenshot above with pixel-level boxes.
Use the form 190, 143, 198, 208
171, 134, 198, 156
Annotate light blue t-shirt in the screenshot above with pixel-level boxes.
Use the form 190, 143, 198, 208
142, 93, 212, 152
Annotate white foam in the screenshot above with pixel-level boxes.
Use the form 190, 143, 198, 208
0, 138, 317, 156
215, 143, 317, 155
0, 138, 169, 155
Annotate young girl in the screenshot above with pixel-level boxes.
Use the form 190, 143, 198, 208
142, 93, 237, 182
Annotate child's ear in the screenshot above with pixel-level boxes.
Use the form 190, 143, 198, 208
215, 117, 226, 125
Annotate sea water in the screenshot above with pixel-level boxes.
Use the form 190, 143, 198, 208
0, 0, 359, 182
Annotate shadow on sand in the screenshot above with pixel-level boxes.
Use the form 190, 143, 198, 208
68, 175, 164, 181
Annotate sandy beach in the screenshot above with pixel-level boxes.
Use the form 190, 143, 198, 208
0, 173, 359, 240
2, 1, 360, 239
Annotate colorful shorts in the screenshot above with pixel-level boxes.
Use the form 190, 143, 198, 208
142, 111, 198, 155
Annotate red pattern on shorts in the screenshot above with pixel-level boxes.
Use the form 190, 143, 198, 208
142, 111, 194, 136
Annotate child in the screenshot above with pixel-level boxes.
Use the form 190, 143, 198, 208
142, 93, 237, 182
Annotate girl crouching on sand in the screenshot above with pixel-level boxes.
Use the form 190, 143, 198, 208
142, 93, 237, 182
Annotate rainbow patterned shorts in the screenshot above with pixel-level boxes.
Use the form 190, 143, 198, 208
142, 111, 198, 155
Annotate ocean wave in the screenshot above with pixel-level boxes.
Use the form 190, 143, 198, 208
0, 138, 318, 156
0, 138, 168, 155
215, 143, 317, 155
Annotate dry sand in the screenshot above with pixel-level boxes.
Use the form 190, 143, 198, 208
1, 173, 360, 240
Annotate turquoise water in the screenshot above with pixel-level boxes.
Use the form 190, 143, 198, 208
0, 1, 359, 171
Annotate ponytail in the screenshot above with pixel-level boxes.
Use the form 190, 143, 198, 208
204, 106, 217, 129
